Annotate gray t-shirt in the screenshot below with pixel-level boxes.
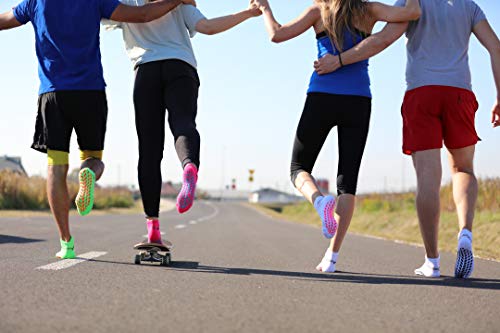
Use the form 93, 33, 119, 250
395, 0, 486, 91
103, 1, 206, 69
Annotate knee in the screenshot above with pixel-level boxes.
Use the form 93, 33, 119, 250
450, 165, 474, 176
337, 175, 357, 196
290, 163, 309, 187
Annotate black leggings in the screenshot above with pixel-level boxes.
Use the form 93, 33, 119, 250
290, 93, 371, 196
134, 59, 201, 218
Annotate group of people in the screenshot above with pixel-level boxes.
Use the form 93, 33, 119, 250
0, 0, 498, 279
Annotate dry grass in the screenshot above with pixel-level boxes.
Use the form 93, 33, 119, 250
0, 170, 134, 211
256, 178, 500, 260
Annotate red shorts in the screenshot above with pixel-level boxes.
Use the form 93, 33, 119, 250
401, 85, 480, 155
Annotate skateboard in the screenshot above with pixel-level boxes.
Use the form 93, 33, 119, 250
133, 240, 173, 266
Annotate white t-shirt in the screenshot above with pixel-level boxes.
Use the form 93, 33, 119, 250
103, 1, 206, 69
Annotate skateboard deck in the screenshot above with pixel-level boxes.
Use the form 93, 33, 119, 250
133, 240, 173, 266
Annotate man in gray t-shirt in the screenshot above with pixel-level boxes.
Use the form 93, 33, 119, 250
313, 0, 500, 279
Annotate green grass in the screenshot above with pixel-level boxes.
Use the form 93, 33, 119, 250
256, 178, 500, 261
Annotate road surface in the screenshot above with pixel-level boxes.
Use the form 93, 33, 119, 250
1, 201, 499, 332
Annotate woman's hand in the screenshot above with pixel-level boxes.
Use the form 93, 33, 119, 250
248, 0, 263, 17
252, 0, 270, 12
492, 100, 500, 128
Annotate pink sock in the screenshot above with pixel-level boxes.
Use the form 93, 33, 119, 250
176, 163, 198, 214
147, 219, 162, 244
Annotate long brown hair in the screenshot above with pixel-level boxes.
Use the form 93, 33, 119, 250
319, 0, 369, 51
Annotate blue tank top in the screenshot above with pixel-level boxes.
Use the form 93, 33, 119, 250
308, 29, 371, 98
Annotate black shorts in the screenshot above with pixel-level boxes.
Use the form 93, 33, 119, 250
32, 91, 108, 153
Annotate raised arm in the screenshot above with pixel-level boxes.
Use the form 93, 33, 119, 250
0, 10, 22, 31
110, 0, 194, 24
255, 0, 320, 43
314, 22, 408, 74
195, 2, 261, 35
368, 0, 421, 23
473, 20, 500, 128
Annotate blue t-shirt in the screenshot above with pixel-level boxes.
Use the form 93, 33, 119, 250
308, 30, 371, 98
14, 0, 121, 94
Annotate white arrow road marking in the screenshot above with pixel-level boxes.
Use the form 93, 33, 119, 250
36, 251, 107, 271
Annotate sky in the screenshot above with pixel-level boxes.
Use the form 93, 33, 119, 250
0, 0, 499, 194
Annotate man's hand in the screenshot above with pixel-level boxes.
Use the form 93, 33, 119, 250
314, 53, 341, 75
182, 0, 196, 6
492, 101, 500, 128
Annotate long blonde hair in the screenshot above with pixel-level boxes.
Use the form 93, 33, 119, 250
319, 0, 369, 51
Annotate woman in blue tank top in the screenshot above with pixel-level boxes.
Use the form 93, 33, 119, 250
253, 0, 420, 273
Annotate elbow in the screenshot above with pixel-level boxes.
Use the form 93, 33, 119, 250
410, 8, 422, 20
270, 34, 285, 43
203, 28, 217, 36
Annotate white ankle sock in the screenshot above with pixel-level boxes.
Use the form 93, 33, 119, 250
458, 229, 473, 250
415, 255, 440, 278
316, 249, 338, 273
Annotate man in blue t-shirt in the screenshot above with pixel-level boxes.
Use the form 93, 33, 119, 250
0, 0, 195, 259
313, 0, 500, 279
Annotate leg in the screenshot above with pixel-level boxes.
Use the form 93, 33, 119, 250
71, 91, 109, 215
163, 60, 201, 169
290, 94, 335, 203
412, 149, 442, 259
290, 93, 337, 239
330, 97, 371, 252
134, 62, 167, 220
448, 145, 477, 232
47, 163, 71, 242
163, 61, 201, 213
37, 93, 75, 258
316, 96, 371, 272
448, 145, 476, 278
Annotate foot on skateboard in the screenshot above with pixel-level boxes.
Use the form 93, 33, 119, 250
133, 241, 173, 266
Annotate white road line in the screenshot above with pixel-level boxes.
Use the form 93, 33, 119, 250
189, 220, 197, 225
174, 224, 187, 229
196, 201, 219, 222
36, 251, 107, 271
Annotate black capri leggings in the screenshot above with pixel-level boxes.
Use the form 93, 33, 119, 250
290, 93, 371, 196
134, 59, 201, 218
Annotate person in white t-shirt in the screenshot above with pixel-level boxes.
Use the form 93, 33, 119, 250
104, 1, 261, 245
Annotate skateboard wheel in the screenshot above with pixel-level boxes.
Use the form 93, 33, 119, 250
161, 254, 171, 266
134, 254, 141, 265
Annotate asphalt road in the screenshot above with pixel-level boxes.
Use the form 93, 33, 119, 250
1, 201, 499, 333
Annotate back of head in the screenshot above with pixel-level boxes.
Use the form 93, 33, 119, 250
319, 0, 368, 51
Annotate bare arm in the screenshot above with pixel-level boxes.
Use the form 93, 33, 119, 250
314, 22, 408, 74
0, 10, 22, 31
473, 19, 500, 128
368, 0, 421, 23
110, 0, 195, 24
196, 3, 261, 35
255, 0, 320, 43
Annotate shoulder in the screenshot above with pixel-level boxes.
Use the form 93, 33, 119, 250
181, 4, 203, 15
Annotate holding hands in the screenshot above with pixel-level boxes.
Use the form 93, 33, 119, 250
248, 0, 263, 17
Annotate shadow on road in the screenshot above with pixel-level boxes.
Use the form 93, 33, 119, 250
0, 234, 45, 245
169, 263, 500, 290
